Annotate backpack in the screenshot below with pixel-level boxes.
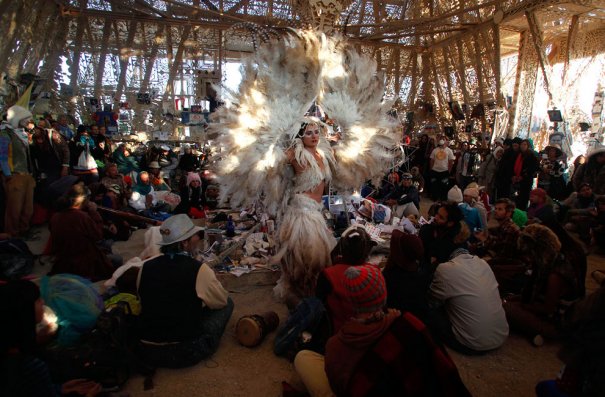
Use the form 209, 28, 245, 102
274, 297, 332, 360
0, 238, 34, 280
44, 300, 149, 390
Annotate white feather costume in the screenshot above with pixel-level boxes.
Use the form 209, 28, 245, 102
210, 30, 399, 300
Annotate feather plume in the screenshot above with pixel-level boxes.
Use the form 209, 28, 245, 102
212, 30, 398, 216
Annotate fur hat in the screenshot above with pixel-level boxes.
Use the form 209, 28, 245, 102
186, 172, 201, 186
518, 224, 561, 264
158, 214, 204, 245
343, 264, 387, 314
463, 187, 479, 199
7, 105, 33, 128
447, 185, 463, 203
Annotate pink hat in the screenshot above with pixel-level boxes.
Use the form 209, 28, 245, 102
186, 172, 201, 186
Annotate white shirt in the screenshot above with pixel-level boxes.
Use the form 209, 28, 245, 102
430, 253, 509, 351
430, 146, 455, 172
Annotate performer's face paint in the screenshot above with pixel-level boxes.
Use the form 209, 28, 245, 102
302, 124, 320, 148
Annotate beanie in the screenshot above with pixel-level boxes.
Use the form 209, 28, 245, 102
7, 105, 33, 128
447, 185, 463, 203
343, 265, 386, 314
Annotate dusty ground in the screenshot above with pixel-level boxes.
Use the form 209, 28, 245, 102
29, 215, 605, 397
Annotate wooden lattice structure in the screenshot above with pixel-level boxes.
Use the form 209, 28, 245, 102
2, 0, 605, 144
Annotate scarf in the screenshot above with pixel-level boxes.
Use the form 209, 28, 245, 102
133, 173, 152, 195
513, 153, 524, 177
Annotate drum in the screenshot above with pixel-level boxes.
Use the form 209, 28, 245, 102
235, 311, 279, 348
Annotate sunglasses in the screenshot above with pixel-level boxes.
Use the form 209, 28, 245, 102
303, 129, 320, 137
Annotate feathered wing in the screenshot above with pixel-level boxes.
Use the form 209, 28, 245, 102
317, 35, 399, 193
211, 31, 323, 217
213, 30, 398, 213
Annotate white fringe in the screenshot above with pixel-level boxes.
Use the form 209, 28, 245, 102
272, 194, 336, 300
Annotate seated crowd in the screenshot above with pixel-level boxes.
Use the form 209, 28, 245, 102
1, 105, 604, 397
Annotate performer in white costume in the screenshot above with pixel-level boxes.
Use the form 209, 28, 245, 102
210, 30, 399, 302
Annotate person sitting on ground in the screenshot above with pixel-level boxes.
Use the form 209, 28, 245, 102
0, 279, 102, 397
447, 185, 483, 232
462, 186, 487, 230
293, 264, 471, 397
174, 172, 205, 218
409, 166, 424, 193
427, 247, 509, 355
503, 224, 582, 346
111, 144, 139, 177
136, 214, 233, 368
316, 225, 376, 334
49, 183, 116, 281
535, 283, 605, 397
383, 172, 420, 218
128, 171, 155, 212
147, 161, 170, 191
473, 198, 526, 295
383, 230, 431, 322
100, 163, 129, 209
69, 126, 99, 185
527, 188, 556, 224
562, 183, 597, 243
419, 201, 470, 266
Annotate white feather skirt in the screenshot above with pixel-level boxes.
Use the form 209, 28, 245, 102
273, 194, 336, 300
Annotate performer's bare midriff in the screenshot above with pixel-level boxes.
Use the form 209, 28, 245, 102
287, 123, 326, 203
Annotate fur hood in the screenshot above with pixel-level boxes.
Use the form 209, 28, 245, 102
7, 105, 32, 128
518, 224, 561, 265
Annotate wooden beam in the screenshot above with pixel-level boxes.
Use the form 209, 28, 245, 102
114, 20, 138, 109
455, 40, 471, 117
94, 18, 112, 97
492, 24, 503, 105
563, 14, 579, 85
525, 10, 553, 102
429, 0, 572, 52
140, 25, 163, 94
162, 25, 193, 102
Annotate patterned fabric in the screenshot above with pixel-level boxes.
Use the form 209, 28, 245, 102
484, 218, 520, 258
338, 313, 471, 397
343, 265, 386, 314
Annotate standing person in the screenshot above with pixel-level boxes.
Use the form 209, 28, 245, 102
57, 115, 74, 141
428, 248, 509, 354
496, 137, 521, 200
429, 138, 455, 201
0, 106, 36, 237
31, 128, 70, 206
293, 264, 471, 397
274, 122, 337, 302
573, 146, 605, 195
512, 139, 540, 210
538, 144, 567, 200
137, 214, 233, 368
477, 146, 503, 200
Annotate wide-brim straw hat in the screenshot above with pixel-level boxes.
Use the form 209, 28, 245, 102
158, 214, 204, 245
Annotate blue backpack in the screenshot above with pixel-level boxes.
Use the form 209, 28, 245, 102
274, 297, 331, 359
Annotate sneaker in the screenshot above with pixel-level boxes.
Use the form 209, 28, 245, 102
532, 334, 544, 347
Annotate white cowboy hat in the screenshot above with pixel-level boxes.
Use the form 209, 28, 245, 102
158, 214, 205, 245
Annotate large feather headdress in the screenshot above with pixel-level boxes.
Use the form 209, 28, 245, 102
210, 30, 399, 217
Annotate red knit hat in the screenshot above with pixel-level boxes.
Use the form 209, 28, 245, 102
343, 264, 387, 314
